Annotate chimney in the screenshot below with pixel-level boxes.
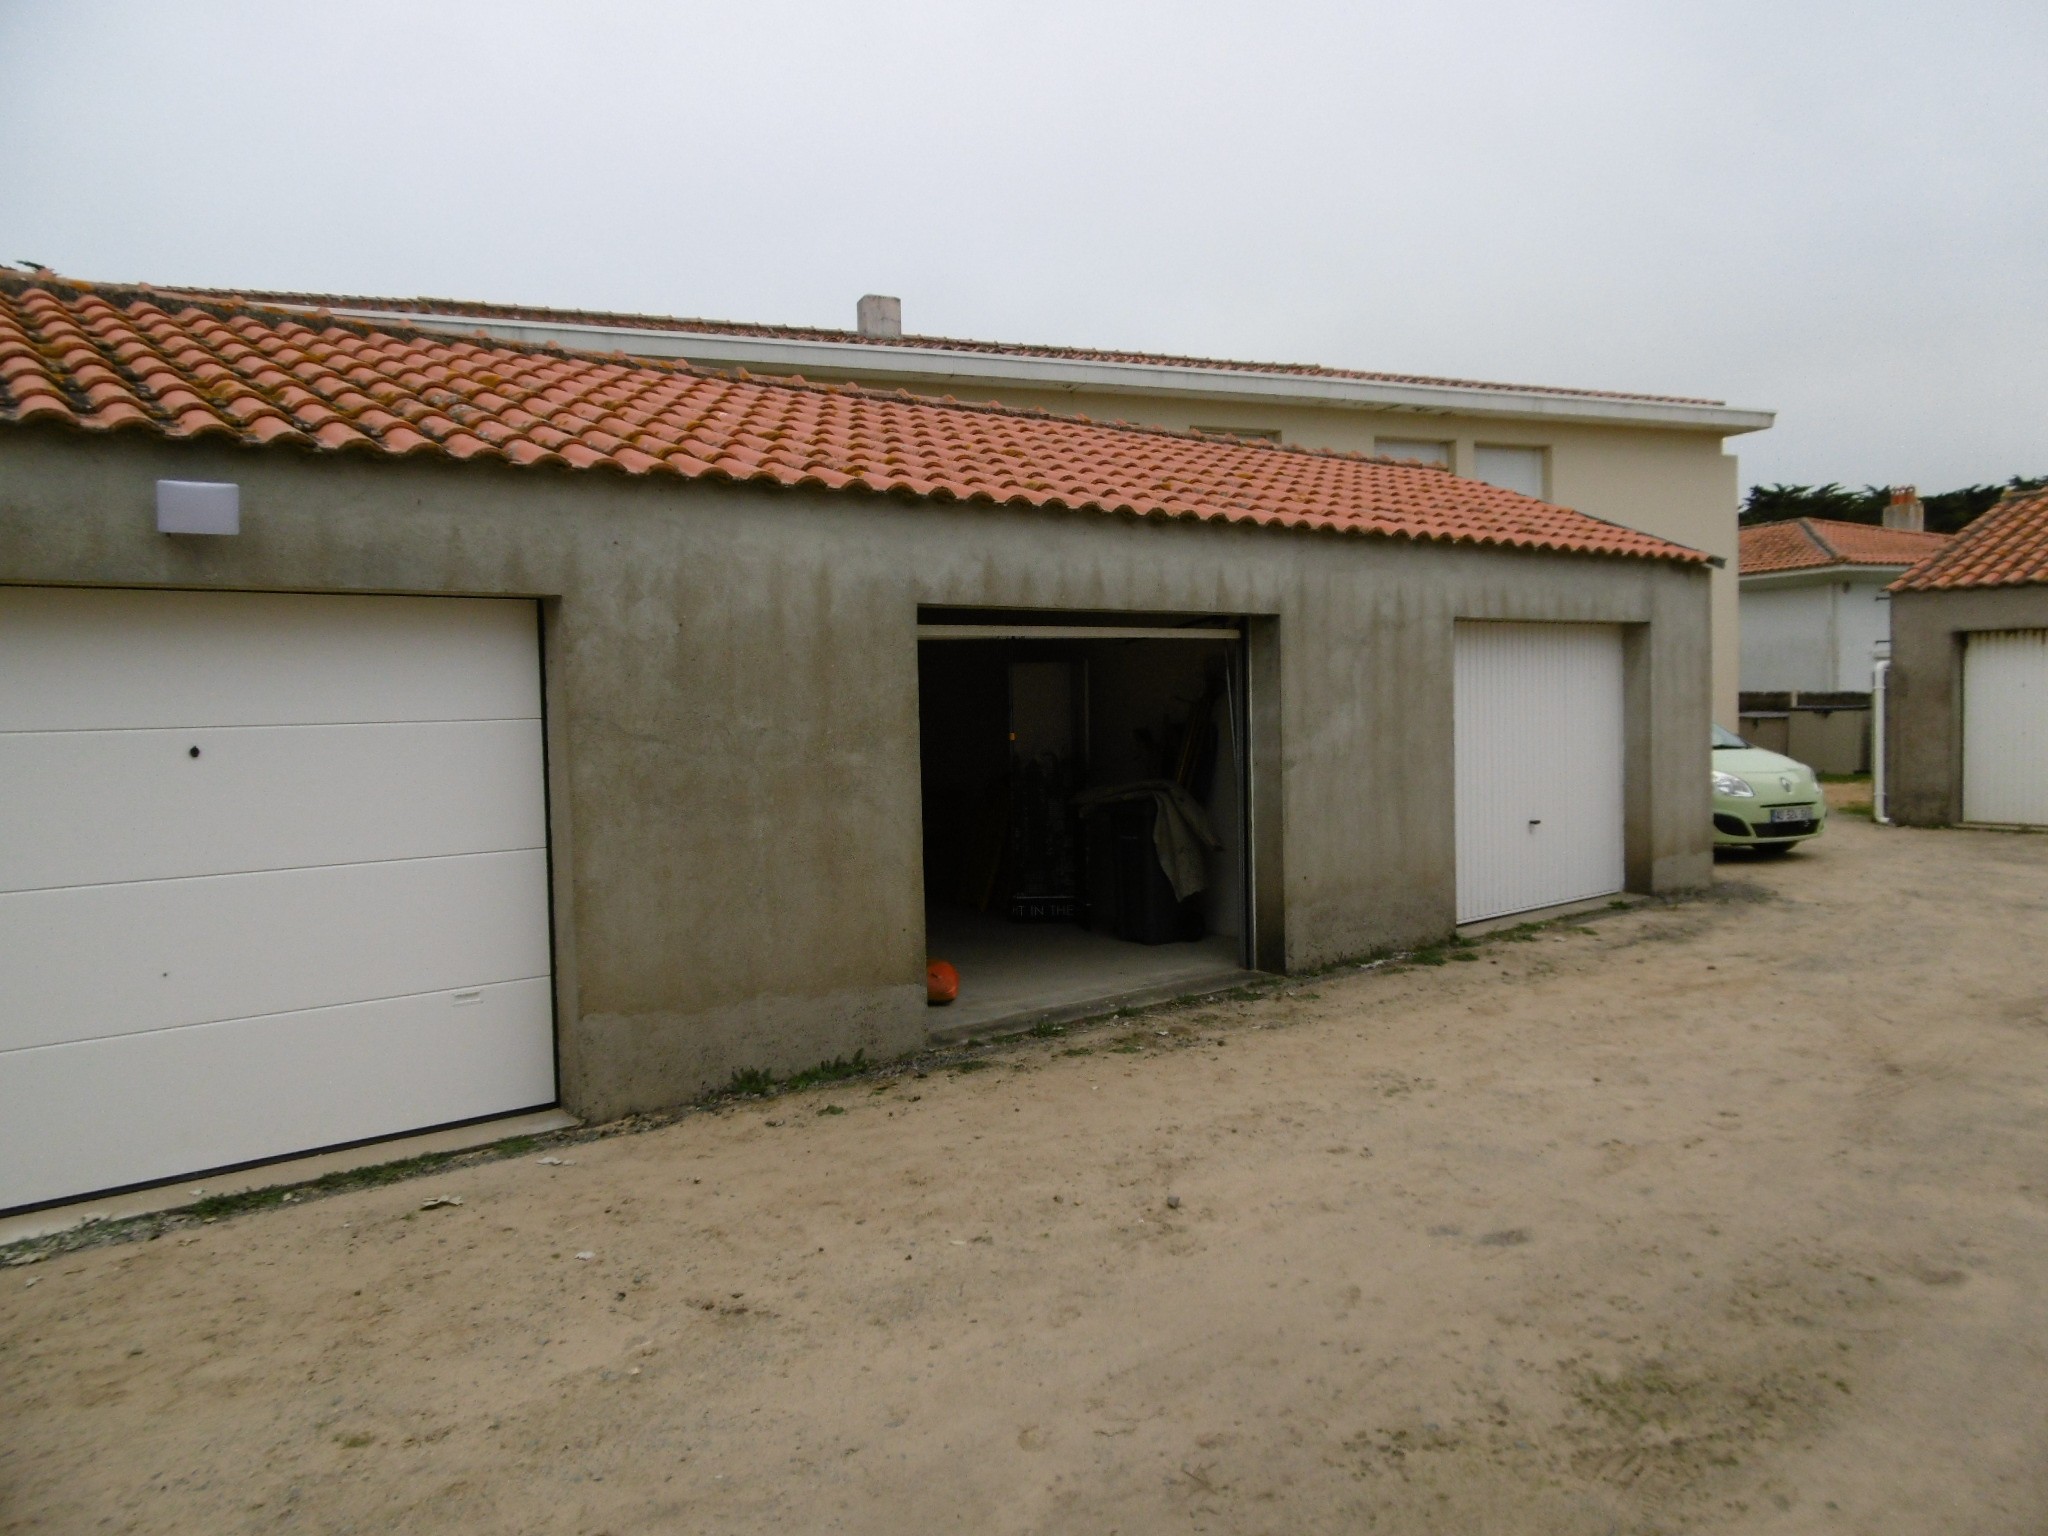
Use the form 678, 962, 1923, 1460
1882, 485, 1924, 532
856, 294, 902, 339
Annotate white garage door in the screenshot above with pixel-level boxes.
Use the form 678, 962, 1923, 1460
1964, 630, 2048, 827
1455, 622, 1626, 923
0, 588, 556, 1212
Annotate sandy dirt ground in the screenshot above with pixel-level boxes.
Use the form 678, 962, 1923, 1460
6, 808, 2048, 1535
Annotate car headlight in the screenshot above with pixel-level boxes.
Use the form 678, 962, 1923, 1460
1713, 770, 1755, 798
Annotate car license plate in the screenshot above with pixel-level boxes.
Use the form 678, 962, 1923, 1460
1767, 806, 1812, 823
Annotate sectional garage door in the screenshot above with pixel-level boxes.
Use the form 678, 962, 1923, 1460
1455, 622, 1627, 923
0, 588, 556, 1212
1963, 630, 2048, 827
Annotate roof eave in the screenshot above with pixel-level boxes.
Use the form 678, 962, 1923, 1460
310, 307, 1776, 436
1740, 563, 1920, 586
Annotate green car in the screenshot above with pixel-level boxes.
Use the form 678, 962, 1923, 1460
1712, 724, 1825, 853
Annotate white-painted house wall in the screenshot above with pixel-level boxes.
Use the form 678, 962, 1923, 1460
1832, 576, 1896, 689
1739, 571, 1900, 693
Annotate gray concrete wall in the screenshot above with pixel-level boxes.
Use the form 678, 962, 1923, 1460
0, 428, 1713, 1119
745, 372, 1749, 727
1887, 586, 2048, 825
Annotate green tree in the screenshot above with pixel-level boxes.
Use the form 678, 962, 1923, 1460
1741, 475, 2047, 535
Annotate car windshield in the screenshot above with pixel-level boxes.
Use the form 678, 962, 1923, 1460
1711, 724, 1748, 750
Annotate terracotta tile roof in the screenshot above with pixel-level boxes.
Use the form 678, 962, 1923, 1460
1890, 488, 2048, 591
1740, 517, 1950, 576
0, 275, 1702, 566
133, 279, 1727, 409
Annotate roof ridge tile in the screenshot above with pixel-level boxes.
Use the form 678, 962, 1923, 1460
1891, 487, 2048, 592
1739, 515, 1951, 575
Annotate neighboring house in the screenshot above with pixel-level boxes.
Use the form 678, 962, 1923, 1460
140, 283, 1774, 728
1740, 512, 1951, 692
0, 274, 1711, 1213
1735, 502, 1950, 771
1886, 487, 2048, 827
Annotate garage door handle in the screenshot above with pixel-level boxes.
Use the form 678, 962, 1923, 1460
1528, 819, 1542, 826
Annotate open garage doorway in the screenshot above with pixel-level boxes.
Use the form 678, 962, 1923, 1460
916, 611, 1258, 1037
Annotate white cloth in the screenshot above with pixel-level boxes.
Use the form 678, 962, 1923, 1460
1074, 779, 1222, 901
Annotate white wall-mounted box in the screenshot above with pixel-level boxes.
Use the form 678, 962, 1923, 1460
156, 480, 240, 535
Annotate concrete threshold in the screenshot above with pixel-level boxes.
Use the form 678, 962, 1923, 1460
925, 966, 1263, 1045
0, 1107, 580, 1246
1457, 893, 1636, 938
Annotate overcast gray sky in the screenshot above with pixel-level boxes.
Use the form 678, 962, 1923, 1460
3, 1, 2042, 493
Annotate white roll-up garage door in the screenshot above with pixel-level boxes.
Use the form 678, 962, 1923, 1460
1964, 630, 2048, 827
0, 588, 557, 1212
1455, 622, 1626, 924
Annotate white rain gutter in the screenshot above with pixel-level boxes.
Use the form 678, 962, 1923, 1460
1736, 564, 1918, 589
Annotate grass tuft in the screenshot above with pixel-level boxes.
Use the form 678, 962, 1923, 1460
785, 1051, 868, 1091
185, 1147, 477, 1219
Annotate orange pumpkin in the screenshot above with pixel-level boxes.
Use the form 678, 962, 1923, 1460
926, 959, 960, 1005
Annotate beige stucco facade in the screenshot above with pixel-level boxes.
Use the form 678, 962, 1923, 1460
0, 426, 1713, 1122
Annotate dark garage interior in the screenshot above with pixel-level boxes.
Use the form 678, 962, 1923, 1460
916, 614, 1253, 1033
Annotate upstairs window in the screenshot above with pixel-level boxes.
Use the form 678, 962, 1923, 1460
1474, 445, 1548, 499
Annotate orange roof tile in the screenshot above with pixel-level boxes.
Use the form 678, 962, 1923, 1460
1740, 517, 1950, 575
0, 275, 1702, 566
1890, 488, 2048, 591
130, 280, 1729, 409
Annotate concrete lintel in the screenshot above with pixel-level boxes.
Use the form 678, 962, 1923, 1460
917, 624, 1240, 641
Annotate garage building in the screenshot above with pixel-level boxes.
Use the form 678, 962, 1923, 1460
1885, 487, 2048, 827
0, 276, 1713, 1212
148, 280, 1772, 728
